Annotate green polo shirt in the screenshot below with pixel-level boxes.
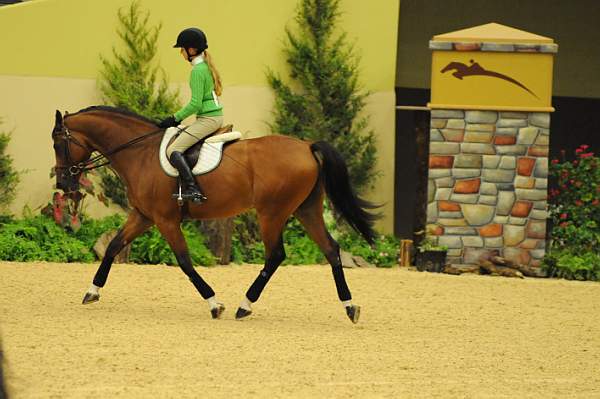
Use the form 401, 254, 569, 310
174, 57, 223, 121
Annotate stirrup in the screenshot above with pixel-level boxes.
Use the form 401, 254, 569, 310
173, 183, 207, 206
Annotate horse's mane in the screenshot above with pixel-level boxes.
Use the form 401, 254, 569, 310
65, 105, 158, 126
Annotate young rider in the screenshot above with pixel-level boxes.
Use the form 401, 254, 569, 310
158, 27, 224, 203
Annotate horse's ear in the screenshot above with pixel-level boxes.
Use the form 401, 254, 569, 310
55, 110, 63, 127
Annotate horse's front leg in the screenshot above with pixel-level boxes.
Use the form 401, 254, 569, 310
155, 219, 225, 319
82, 209, 153, 304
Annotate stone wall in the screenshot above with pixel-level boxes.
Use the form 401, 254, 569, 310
427, 109, 549, 266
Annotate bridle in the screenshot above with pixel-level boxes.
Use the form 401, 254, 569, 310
52, 124, 163, 177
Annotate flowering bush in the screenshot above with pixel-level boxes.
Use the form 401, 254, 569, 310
41, 170, 108, 232
544, 145, 600, 279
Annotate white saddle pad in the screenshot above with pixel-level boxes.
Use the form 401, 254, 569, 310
159, 126, 242, 177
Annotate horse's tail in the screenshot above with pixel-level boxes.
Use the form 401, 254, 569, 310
310, 141, 380, 245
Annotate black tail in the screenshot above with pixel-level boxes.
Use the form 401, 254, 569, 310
310, 141, 380, 245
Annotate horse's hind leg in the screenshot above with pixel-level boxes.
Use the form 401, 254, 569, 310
83, 208, 153, 304
294, 195, 360, 324
235, 211, 288, 320
154, 219, 225, 319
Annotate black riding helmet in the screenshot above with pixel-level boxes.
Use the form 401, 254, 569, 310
173, 28, 208, 53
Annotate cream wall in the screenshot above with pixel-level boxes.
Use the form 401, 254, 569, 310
0, 0, 399, 232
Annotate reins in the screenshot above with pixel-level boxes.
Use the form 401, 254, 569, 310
54, 125, 163, 176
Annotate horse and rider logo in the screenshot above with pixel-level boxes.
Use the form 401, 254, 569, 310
441, 59, 538, 99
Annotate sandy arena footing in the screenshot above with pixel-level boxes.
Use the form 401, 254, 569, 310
1, 262, 599, 398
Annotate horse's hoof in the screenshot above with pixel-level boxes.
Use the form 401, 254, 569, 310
235, 307, 252, 320
345, 305, 360, 324
211, 303, 226, 319
82, 292, 100, 305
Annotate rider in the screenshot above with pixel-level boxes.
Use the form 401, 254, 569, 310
158, 27, 224, 203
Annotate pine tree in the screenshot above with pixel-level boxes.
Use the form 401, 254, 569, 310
267, 0, 378, 193
0, 119, 19, 215
97, 1, 181, 209
98, 1, 180, 119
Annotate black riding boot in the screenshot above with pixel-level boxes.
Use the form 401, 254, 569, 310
169, 151, 207, 203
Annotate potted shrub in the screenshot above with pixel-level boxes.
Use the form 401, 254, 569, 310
415, 238, 448, 273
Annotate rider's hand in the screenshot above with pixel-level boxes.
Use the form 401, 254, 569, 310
157, 116, 178, 129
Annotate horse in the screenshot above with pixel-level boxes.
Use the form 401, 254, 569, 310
51, 106, 379, 323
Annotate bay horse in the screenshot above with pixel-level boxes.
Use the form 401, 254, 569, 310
51, 106, 378, 323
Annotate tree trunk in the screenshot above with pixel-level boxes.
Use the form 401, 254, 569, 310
198, 218, 234, 265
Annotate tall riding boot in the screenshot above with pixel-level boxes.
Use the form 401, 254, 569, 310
169, 151, 207, 203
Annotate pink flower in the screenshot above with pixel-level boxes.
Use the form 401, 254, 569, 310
575, 200, 583, 206
581, 144, 589, 150
576, 148, 583, 154
560, 213, 568, 219
593, 199, 599, 206
580, 152, 594, 158
551, 159, 559, 164
560, 222, 569, 227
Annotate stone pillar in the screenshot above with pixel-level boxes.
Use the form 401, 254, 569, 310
426, 23, 558, 267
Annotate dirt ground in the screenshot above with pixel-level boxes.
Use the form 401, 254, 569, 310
1, 262, 599, 398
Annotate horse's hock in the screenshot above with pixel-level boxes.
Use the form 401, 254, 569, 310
425, 23, 558, 267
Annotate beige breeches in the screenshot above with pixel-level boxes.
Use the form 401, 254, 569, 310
166, 116, 224, 157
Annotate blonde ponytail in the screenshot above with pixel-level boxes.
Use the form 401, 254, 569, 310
204, 51, 223, 96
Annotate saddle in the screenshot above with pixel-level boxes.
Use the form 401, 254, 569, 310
159, 124, 242, 177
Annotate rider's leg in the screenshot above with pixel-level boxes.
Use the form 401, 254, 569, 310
166, 116, 223, 202
169, 151, 207, 203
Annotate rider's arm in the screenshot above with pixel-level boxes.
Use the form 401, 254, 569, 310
174, 68, 206, 122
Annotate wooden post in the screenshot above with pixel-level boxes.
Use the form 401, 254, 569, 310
399, 239, 413, 267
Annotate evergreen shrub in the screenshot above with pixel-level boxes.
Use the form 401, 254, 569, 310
267, 0, 378, 193
96, 0, 180, 209
0, 119, 19, 215
0, 215, 215, 266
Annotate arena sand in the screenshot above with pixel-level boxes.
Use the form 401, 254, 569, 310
1, 262, 599, 398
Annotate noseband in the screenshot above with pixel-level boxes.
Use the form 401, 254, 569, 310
52, 126, 93, 177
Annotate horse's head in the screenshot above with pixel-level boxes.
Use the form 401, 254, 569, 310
51, 110, 93, 193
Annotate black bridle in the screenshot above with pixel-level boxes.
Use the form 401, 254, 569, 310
52, 124, 163, 177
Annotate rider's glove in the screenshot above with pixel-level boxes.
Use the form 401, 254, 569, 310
158, 115, 178, 129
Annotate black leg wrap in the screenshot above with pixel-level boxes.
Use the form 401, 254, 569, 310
246, 271, 272, 303
325, 239, 352, 302
175, 252, 215, 299
246, 238, 285, 303
92, 230, 124, 287
331, 265, 352, 302
92, 258, 113, 288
